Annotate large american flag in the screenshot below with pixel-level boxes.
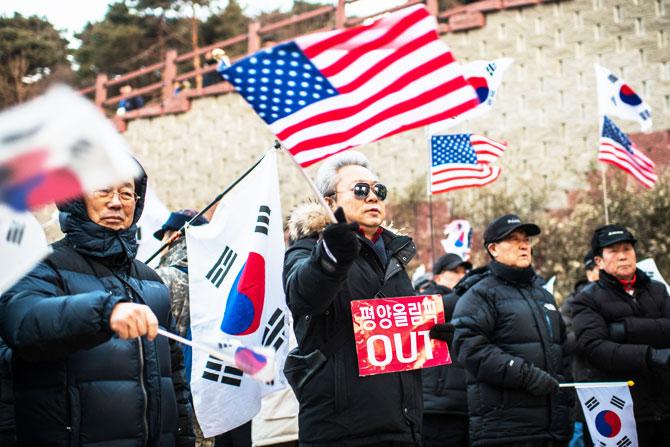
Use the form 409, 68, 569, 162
599, 116, 656, 189
221, 4, 479, 167
430, 134, 506, 194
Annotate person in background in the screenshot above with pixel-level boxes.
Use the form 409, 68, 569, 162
154, 210, 212, 447
421, 253, 474, 447
572, 224, 670, 445
116, 84, 145, 115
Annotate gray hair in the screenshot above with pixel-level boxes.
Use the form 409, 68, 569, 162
315, 150, 372, 197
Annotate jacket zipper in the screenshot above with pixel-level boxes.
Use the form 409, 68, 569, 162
126, 283, 149, 445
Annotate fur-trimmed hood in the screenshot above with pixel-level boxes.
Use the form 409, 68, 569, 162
287, 202, 406, 242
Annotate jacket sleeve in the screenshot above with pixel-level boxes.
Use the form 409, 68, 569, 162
621, 285, 670, 347
283, 240, 354, 316
167, 313, 195, 447
572, 291, 650, 372
0, 262, 127, 362
452, 286, 528, 389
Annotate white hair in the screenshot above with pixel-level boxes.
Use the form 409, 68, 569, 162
315, 150, 372, 197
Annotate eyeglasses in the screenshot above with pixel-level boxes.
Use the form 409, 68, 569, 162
92, 188, 140, 203
331, 182, 388, 201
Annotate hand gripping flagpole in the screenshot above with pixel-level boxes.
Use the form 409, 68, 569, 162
276, 140, 338, 224
143, 153, 268, 265
559, 380, 634, 389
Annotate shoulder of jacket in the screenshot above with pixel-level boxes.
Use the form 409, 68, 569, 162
132, 260, 163, 284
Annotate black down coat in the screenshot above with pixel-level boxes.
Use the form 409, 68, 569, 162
421, 268, 488, 416
0, 337, 14, 435
283, 203, 422, 446
452, 261, 573, 446
0, 171, 194, 447
572, 269, 670, 422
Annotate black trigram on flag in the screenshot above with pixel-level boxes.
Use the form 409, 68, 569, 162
617, 435, 632, 447
585, 396, 600, 411
262, 308, 286, 351
201, 355, 243, 387
599, 442, 606, 447
206, 246, 238, 288
611, 394, 626, 410
6, 220, 25, 245
254, 205, 271, 235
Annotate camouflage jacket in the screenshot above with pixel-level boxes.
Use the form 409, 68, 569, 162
155, 238, 190, 338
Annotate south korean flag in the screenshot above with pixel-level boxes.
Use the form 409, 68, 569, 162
577, 384, 638, 447
0, 205, 50, 293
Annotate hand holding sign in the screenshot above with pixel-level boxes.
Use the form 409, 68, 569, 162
351, 295, 451, 377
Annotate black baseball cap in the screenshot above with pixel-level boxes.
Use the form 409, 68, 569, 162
591, 224, 636, 253
483, 214, 541, 245
583, 249, 597, 270
433, 253, 473, 275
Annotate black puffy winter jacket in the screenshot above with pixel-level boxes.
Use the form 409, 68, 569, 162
0, 172, 194, 447
452, 261, 573, 446
0, 337, 14, 435
572, 269, 670, 422
283, 203, 422, 446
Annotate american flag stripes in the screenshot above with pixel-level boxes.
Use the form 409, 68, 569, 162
598, 116, 657, 189
221, 4, 479, 167
430, 134, 506, 194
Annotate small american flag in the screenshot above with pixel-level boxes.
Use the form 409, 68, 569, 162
599, 116, 657, 189
430, 134, 506, 194
221, 4, 479, 167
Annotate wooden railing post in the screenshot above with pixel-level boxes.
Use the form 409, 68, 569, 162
426, 0, 439, 16
162, 49, 178, 104
94, 74, 108, 108
247, 21, 261, 54
335, 0, 346, 28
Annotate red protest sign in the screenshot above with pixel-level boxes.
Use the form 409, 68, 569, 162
351, 295, 451, 377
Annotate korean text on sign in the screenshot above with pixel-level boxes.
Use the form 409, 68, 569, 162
351, 295, 451, 377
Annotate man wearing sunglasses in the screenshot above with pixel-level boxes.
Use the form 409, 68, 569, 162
283, 151, 423, 446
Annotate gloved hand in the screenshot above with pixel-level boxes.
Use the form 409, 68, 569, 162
522, 364, 559, 396
648, 348, 670, 369
321, 207, 360, 264
608, 321, 626, 342
429, 323, 455, 343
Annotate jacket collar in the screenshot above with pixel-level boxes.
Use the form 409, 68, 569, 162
598, 268, 650, 294
488, 260, 535, 286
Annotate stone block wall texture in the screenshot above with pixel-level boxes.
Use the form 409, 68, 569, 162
123, 0, 670, 218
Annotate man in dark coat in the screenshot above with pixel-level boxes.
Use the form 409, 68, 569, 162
452, 214, 573, 447
572, 224, 670, 446
0, 170, 194, 447
421, 253, 472, 447
0, 337, 15, 447
283, 151, 425, 446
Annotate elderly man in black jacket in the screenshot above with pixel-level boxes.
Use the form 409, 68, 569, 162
0, 169, 194, 446
421, 253, 472, 447
283, 150, 425, 446
572, 225, 670, 446
452, 214, 572, 447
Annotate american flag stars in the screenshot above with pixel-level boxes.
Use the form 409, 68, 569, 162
431, 134, 479, 166
221, 42, 338, 124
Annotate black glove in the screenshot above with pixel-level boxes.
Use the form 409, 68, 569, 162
321, 207, 360, 265
522, 364, 559, 396
608, 321, 626, 342
648, 348, 670, 369
429, 323, 455, 343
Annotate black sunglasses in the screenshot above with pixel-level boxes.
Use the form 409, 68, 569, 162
333, 182, 388, 201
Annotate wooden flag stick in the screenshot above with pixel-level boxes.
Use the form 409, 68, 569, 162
278, 140, 337, 224
559, 380, 634, 389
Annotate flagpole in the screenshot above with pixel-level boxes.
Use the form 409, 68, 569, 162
428, 194, 436, 266
277, 140, 337, 224
559, 380, 634, 389
143, 152, 269, 264
601, 166, 610, 224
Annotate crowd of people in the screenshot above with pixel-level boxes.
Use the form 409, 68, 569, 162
0, 150, 669, 447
